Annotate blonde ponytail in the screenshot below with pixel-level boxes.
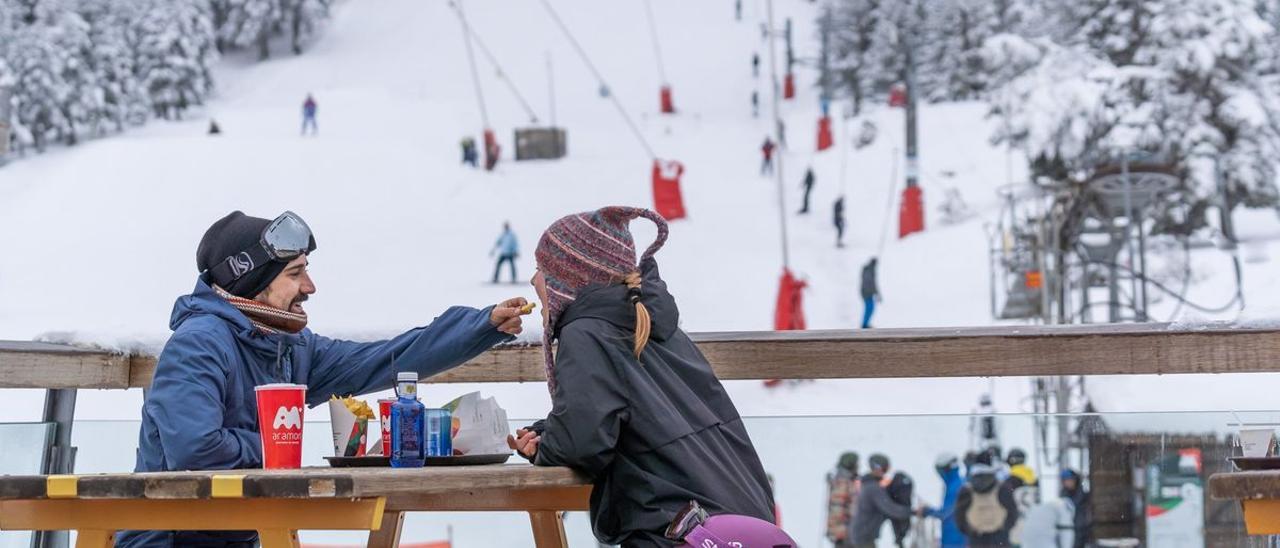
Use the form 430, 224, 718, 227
623, 272, 651, 358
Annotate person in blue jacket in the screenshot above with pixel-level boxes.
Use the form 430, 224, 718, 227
301, 93, 318, 135
490, 221, 519, 284
924, 453, 968, 548
116, 210, 527, 548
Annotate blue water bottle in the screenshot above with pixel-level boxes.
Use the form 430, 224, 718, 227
390, 371, 426, 467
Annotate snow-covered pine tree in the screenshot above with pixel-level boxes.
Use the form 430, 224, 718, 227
868, 0, 932, 102
828, 0, 1005, 107
210, 0, 325, 60
131, 0, 217, 120
994, 0, 1280, 220
918, 0, 993, 101
829, 0, 882, 114
6, 25, 73, 152
990, 0, 1024, 34
281, 0, 328, 56
80, 0, 148, 133
2, 1, 102, 149
0, 0, 320, 162
215, 0, 278, 60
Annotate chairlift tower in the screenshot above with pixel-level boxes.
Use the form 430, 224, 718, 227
987, 151, 1178, 474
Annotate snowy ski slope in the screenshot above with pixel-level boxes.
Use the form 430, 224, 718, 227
2, 0, 1280, 544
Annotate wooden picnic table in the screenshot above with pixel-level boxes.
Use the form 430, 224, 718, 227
1209, 469, 1280, 535
0, 464, 591, 548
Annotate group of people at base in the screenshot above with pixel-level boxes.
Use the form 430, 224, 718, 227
119, 206, 795, 547
827, 447, 1091, 548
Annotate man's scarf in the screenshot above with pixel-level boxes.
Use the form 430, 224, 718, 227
212, 285, 308, 334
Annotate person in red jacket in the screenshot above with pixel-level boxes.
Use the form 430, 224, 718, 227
761, 136, 776, 175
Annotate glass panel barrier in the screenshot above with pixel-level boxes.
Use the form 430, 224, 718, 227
65, 411, 1280, 547
0, 422, 54, 548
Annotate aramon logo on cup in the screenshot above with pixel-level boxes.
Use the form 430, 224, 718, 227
273, 406, 303, 430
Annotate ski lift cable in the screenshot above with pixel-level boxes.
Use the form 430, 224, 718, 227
1073, 254, 1244, 315
876, 148, 900, 257
451, 0, 490, 129
446, 1, 541, 124
837, 113, 850, 199
537, 0, 657, 160
765, 0, 791, 269
1164, 236, 1194, 320
641, 0, 669, 84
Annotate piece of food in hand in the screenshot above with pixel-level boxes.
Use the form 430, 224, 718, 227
331, 394, 376, 420
519, 302, 537, 315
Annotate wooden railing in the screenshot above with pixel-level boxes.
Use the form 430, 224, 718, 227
4, 322, 1279, 388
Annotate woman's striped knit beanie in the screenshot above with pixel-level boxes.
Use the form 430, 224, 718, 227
535, 206, 669, 388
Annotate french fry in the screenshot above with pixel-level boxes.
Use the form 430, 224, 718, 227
330, 394, 375, 420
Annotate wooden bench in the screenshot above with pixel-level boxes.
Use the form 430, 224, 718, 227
0, 465, 591, 548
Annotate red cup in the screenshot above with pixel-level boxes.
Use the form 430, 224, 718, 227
378, 398, 396, 456
255, 383, 307, 469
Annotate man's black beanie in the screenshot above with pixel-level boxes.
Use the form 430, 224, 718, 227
196, 211, 286, 298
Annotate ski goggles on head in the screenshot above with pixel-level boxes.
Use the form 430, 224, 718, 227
665, 501, 710, 541
208, 211, 316, 285
666, 501, 740, 548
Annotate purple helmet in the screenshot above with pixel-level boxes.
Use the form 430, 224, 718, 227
667, 501, 797, 548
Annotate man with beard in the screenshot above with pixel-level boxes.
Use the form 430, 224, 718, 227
117, 210, 526, 547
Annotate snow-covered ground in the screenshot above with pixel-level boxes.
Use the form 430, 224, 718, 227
2, 0, 1280, 545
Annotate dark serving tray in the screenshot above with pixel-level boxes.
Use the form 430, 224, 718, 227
1229, 456, 1280, 471
325, 453, 511, 467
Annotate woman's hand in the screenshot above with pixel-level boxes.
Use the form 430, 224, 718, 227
506, 428, 540, 459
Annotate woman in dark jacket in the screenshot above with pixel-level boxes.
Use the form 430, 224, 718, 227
508, 206, 777, 547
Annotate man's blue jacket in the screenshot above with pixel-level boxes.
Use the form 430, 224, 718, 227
117, 276, 511, 547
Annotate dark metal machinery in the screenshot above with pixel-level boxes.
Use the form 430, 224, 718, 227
988, 151, 1179, 475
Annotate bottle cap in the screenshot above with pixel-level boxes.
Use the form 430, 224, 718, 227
397, 371, 418, 383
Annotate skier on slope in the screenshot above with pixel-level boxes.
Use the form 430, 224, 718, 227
849, 454, 916, 547
1060, 469, 1091, 548
887, 470, 916, 547
860, 257, 879, 328
922, 453, 968, 548
761, 136, 776, 175
833, 196, 846, 248
753, 52, 760, 77
799, 167, 815, 214
971, 394, 1000, 453
1006, 449, 1037, 490
826, 452, 862, 547
509, 206, 791, 546
484, 133, 500, 171
955, 463, 1019, 547
301, 93, 318, 136
1003, 448, 1039, 546
490, 221, 519, 284
461, 137, 478, 168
